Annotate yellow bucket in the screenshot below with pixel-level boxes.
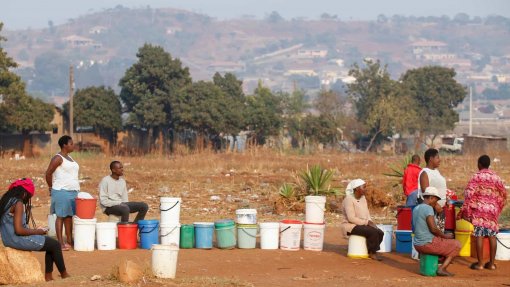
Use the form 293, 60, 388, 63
455, 207, 474, 232
455, 231, 471, 257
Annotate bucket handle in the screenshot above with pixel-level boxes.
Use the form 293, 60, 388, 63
497, 237, 510, 249
240, 227, 259, 238
139, 225, 159, 234
160, 226, 179, 237
309, 201, 326, 212
160, 201, 179, 212
280, 226, 291, 233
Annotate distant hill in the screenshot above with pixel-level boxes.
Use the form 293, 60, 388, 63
3, 7, 510, 103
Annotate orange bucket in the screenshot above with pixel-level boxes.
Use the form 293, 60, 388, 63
470, 235, 490, 260
118, 223, 138, 249
75, 198, 97, 219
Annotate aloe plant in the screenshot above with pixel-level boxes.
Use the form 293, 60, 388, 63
278, 183, 295, 199
300, 164, 339, 196
383, 154, 413, 178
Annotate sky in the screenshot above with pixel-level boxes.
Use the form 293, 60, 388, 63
1, 0, 509, 30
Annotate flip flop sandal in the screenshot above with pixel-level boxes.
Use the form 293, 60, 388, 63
61, 245, 70, 251
469, 262, 483, 270
436, 270, 454, 277
483, 262, 497, 270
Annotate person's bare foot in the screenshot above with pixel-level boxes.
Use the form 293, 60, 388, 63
60, 271, 71, 279
369, 253, 382, 261
45, 273, 54, 281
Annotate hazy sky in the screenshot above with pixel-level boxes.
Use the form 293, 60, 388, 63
1, 0, 509, 30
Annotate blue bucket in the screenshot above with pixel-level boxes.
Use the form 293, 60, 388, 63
138, 219, 159, 249
194, 222, 214, 249
395, 230, 412, 254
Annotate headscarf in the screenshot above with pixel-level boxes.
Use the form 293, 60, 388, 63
8, 178, 35, 196
345, 179, 366, 196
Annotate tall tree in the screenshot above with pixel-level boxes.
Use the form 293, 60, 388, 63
245, 82, 283, 144
212, 72, 245, 135
282, 89, 309, 148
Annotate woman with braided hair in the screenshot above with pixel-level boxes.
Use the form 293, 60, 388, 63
0, 178, 70, 281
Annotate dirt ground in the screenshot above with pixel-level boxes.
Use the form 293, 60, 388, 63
1, 150, 509, 286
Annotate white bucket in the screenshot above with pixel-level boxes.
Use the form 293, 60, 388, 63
47, 214, 66, 237
495, 232, 510, 261
160, 224, 181, 246
160, 197, 181, 225
96, 222, 117, 250
279, 220, 302, 251
411, 233, 419, 260
303, 222, 325, 251
347, 235, 368, 258
305, 195, 326, 224
235, 209, 257, 224
152, 244, 179, 279
73, 216, 97, 251
259, 222, 280, 250
377, 224, 393, 253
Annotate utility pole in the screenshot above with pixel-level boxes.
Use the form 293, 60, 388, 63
469, 85, 472, 136
69, 65, 74, 138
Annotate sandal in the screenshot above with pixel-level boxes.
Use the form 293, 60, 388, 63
61, 243, 71, 251
483, 262, 497, 270
469, 262, 483, 270
436, 270, 454, 277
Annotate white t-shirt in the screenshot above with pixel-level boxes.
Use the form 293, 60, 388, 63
52, 154, 80, 191
418, 167, 447, 207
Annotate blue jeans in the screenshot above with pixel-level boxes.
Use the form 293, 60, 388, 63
406, 190, 418, 207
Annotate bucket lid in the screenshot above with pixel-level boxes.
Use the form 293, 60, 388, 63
75, 197, 97, 201
305, 195, 326, 202
138, 219, 159, 225
73, 216, 97, 223
151, 244, 179, 251
194, 222, 214, 226
281, 219, 302, 225
235, 209, 257, 214
303, 222, 325, 225
214, 219, 235, 227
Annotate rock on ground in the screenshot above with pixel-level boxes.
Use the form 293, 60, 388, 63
0, 247, 45, 284
117, 259, 143, 283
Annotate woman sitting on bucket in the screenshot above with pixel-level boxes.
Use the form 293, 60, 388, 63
0, 178, 70, 281
341, 179, 384, 260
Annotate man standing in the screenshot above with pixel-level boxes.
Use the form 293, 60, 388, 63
412, 187, 460, 276
99, 161, 148, 223
402, 154, 421, 207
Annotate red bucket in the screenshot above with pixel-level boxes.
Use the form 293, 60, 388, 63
470, 235, 490, 260
118, 223, 138, 249
75, 198, 97, 219
444, 205, 456, 230
396, 206, 412, 230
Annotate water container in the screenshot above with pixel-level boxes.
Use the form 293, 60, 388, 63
259, 222, 279, 250
139, 220, 160, 249
214, 220, 236, 249
377, 224, 393, 253
443, 204, 455, 231
117, 222, 138, 249
237, 224, 257, 249
396, 206, 412, 230
73, 216, 97, 251
280, 220, 302, 251
395, 230, 412, 254
347, 235, 368, 258
303, 222, 325, 251
420, 254, 438, 276
96, 222, 117, 250
160, 197, 181, 225
455, 231, 471, 257
496, 230, 510, 261
470, 235, 490, 260
75, 198, 97, 219
180, 224, 194, 249
152, 244, 179, 279
160, 224, 181, 247
454, 206, 474, 232
47, 214, 65, 237
194, 222, 214, 249
305, 195, 326, 224
235, 209, 257, 224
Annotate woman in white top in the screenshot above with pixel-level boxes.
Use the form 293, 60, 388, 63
45, 135, 80, 251
417, 148, 447, 231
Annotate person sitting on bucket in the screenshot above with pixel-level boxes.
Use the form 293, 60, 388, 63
99, 161, 148, 223
412, 186, 460, 276
341, 179, 384, 261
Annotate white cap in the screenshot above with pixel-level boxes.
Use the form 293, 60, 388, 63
345, 179, 366, 196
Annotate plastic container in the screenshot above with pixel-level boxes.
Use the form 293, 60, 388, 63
395, 230, 412, 254
305, 195, 326, 224
75, 198, 97, 219
138, 220, 160, 249
73, 216, 97, 251
454, 206, 474, 232
396, 206, 412, 230
179, 224, 194, 249
160, 224, 181, 247
160, 197, 181, 225
47, 214, 65, 237
420, 254, 438, 276
237, 224, 257, 249
96, 222, 117, 250
471, 235, 490, 260
377, 224, 393, 253
117, 222, 138, 249
347, 235, 368, 258
235, 209, 257, 224
443, 204, 456, 231
152, 244, 179, 279
303, 222, 325, 251
455, 231, 471, 257
411, 233, 419, 260
214, 220, 236, 249
259, 222, 279, 250
279, 220, 302, 251
496, 230, 510, 261
194, 222, 214, 249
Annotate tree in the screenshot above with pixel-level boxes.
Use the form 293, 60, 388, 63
0, 22, 54, 156
212, 72, 245, 135
245, 82, 283, 144
281, 89, 309, 148
63, 86, 121, 144
119, 44, 192, 152
400, 66, 467, 145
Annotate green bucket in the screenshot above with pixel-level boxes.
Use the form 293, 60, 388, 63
420, 254, 438, 276
180, 224, 195, 249
214, 219, 236, 249
237, 224, 257, 249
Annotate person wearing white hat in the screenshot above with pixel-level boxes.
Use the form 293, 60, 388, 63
412, 186, 461, 276
341, 179, 384, 261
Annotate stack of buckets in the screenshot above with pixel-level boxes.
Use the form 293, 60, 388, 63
236, 209, 258, 249
302, 195, 326, 251
453, 201, 474, 257
395, 205, 413, 254
73, 195, 98, 252
152, 197, 181, 279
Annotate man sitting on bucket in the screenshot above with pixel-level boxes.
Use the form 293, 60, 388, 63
412, 186, 461, 276
99, 161, 148, 223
